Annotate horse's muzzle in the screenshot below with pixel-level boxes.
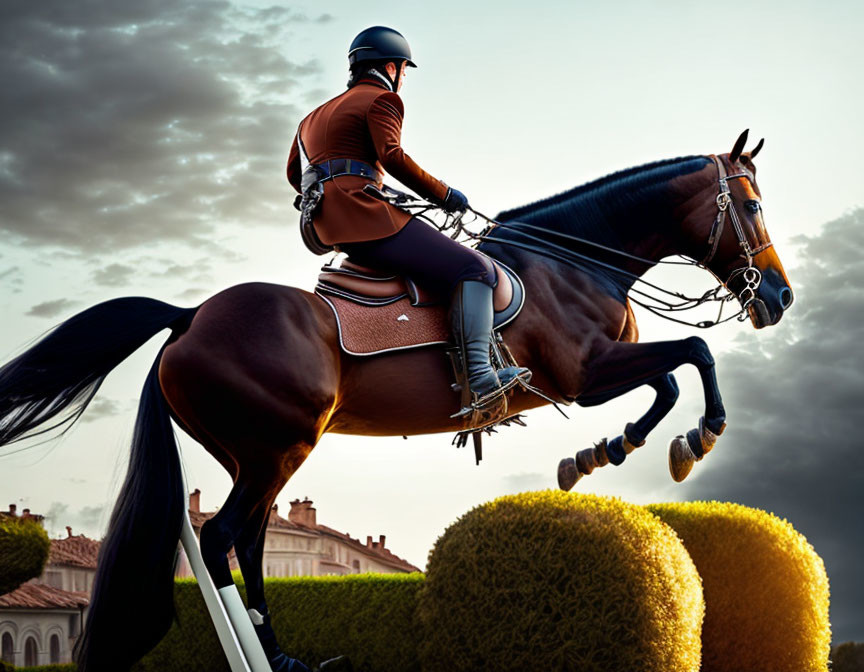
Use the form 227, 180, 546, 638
747, 298, 772, 329
745, 246, 794, 329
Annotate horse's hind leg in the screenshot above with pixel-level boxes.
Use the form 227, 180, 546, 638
232, 480, 294, 670
199, 446, 315, 671
558, 337, 727, 489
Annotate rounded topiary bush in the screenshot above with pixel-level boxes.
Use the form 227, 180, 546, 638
0, 514, 50, 595
646, 502, 830, 672
417, 491, 704, 672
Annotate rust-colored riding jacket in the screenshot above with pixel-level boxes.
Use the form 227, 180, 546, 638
287, 79, 449, 245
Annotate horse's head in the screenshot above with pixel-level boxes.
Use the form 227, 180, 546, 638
697, 130, 794, 329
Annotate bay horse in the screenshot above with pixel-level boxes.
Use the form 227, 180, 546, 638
0, 131, 793, 671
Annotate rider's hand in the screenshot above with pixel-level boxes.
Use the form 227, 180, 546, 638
442, 187, 469, 213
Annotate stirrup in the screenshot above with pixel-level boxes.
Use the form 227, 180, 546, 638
450, 374, 523, 420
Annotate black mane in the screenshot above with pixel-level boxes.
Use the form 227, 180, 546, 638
494, 155, 711, 243
480, 155, 712, 299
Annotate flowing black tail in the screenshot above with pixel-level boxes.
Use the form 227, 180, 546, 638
0, 297, 198, 671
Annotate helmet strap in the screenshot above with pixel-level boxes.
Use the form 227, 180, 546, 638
391, 60, 403, 91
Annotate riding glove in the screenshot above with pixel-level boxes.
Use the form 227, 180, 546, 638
441, 187, 469, 213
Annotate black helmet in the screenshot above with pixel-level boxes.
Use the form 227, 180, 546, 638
348, 26, 417, 68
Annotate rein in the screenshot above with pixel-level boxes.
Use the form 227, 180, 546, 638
368, 156, 767, 329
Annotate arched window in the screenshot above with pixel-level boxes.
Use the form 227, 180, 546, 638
1, 632, 13, 664
50, 634, 61, 663
24, 636, 38, 666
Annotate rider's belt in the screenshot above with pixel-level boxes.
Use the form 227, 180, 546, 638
297, 159, 379, 256
303, 159, 380, 191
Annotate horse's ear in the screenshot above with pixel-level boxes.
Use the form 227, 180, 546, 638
749, 137, 765, 159
730, 129, 749, 163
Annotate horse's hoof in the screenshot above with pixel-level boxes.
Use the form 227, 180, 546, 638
558, 457, 581, 491
317, 655, 353, 672
669, 435, 696, 482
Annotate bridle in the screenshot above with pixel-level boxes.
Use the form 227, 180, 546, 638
702, 154, 772, 319
362, 155, 770, 328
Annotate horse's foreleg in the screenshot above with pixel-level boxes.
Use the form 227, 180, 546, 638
558, 337, 726, 489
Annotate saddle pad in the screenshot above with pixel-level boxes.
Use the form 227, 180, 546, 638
319, 294, 449, 356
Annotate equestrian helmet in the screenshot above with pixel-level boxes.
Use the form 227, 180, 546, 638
348, 26, 417, 68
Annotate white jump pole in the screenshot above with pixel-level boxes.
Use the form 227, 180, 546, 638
179, 484, 272, 671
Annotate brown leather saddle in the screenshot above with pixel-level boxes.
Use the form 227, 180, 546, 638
314, 257, 525, 356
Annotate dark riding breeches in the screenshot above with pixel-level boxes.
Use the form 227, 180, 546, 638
340, 217, 497, 299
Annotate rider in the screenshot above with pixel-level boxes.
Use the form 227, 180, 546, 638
287, 26, 530, 402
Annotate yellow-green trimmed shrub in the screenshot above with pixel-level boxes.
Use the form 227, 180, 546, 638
134, 572, 424, 672
417, 491, 704, 672
0, 515, 50, 595
647, 501, 830, 672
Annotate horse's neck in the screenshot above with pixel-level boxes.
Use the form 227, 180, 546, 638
564, 168, 711, 270
490, 157, 716, 299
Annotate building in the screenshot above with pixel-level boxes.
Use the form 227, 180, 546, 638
0, 506, 95, 666
177, 490, 420, 577
0, 495, 417, 664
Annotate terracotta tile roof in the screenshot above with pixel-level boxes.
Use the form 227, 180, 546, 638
49, 533, 101, 569
0, 582, 89, 610
314, 523, 420, 573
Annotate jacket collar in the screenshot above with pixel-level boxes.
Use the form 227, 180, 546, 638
356, 71, 393, 92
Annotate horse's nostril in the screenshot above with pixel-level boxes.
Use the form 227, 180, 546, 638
779, 287, 794, 309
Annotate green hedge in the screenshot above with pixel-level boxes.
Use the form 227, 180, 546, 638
417, 491, 704, 672
831, 642, 864, 672
0, 516, 50, 595
134, 572, 424, 672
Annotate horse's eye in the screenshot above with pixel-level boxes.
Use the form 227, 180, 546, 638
745, 200, 761, 214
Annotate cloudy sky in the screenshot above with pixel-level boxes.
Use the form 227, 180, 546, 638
1, 0, 861, 643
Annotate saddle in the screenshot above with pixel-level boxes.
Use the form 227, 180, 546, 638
315, 257, 525, 355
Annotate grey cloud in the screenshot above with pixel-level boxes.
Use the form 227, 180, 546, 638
175, 287, 210, 301
678, 208, 864, 642
503, 472, 550, 492
0, 0, 323, 257
0, 265, 24, 293
80, 397, 123, 423
91, 263, 136, 286
25, 297, 79, 318
44, 501, 106, 538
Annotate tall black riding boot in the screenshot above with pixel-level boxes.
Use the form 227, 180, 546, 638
451, 281, 531, 399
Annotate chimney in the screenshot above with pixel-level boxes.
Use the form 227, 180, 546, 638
66, 526, 73, 538
378, 535, 386, 550
366, 535, 373, 549
189, 488, 201, 513
288, 498, 317, 527
22, 508, 31, 518
8, 504, 16, 517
